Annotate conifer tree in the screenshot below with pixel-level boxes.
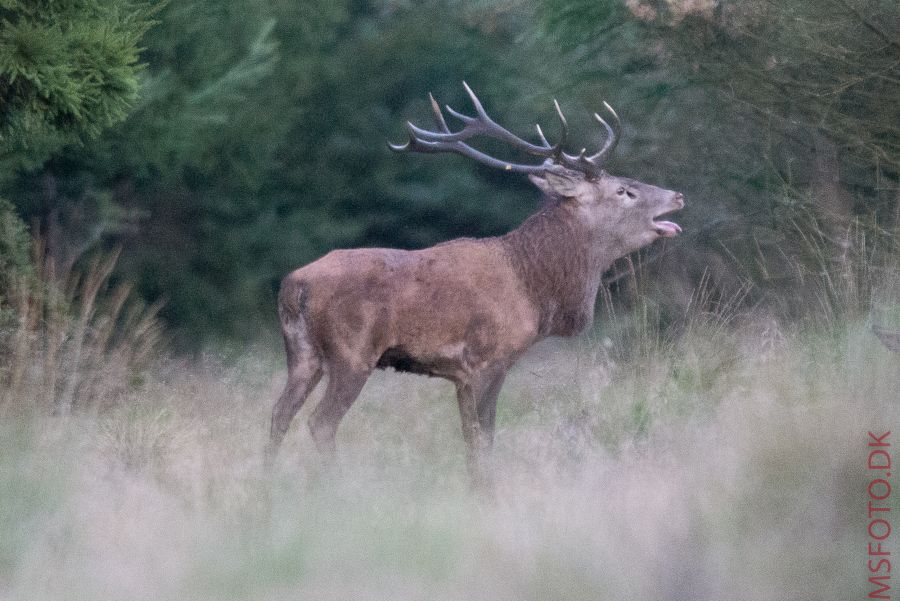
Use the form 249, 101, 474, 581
0, 0, 157, 300
0, 0, 157, 171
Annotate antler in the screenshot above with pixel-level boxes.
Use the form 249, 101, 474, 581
389, 82, 621, 176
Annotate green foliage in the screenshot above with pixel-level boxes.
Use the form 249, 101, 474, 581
0, 0, 159, 172
664, 0, 900, 172
2, 0, 899, 344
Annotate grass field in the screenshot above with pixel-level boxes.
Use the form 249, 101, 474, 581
1, 311, 895, 600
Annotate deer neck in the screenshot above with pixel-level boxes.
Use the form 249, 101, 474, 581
502, 202, 615, 338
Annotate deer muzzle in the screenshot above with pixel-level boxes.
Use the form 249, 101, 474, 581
652, 192, 684, 237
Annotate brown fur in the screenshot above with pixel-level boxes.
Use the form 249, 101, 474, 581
266, 167, 684, 487
502, 202, 598, 337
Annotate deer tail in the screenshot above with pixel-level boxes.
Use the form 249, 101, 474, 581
278, 276, 308, 321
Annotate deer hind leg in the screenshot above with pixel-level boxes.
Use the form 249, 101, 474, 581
267, 312, 323, 466
457, 365, 507, 489
308, 361, 371, 456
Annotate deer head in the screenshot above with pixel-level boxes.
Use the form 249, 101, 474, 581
527, 168, 683, 255
389, 82, 684, 255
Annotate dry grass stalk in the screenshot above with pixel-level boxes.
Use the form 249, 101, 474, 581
0, 239, 162, 412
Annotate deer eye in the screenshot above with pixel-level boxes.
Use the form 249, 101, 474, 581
626, 190, 636, 199
616, 187, 625, 196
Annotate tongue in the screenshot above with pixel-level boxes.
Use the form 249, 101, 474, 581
654, 221, 682, 237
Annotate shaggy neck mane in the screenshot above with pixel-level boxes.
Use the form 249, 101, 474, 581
501, 200, 610, 337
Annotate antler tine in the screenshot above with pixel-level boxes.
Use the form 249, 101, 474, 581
440, 81, 495, 130
387, 93, 448, 153
603, 100, 621, 126
443, 103, 476, 125
462, 80, 489, 122
387, 99, 450, 152
535, 124, 551, 148
387, 124, 415, 152
393, 92, 457, 146
387, 139, 408, 152
551, 99, 569, 158
429, 93, 452, 133
584, 101, 621, 165
406, 120, 449, 140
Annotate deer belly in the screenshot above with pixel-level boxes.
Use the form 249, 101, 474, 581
375, 343, 466, 378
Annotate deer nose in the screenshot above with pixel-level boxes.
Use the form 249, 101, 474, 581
673, 192, 685, 208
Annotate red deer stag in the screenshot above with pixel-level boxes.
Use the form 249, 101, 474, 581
267, 83, 684, 484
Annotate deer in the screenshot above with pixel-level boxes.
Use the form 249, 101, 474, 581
266, 82, 684, 486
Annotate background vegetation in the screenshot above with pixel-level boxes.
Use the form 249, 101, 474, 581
3, 0, 896, 343
0, 1, 898, 599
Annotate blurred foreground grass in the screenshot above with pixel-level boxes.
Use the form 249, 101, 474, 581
1, 314, 895, 600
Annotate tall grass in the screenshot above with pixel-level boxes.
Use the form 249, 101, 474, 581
0, 240, 162, 412
1, 221, 897, 600
2, 316, 893, 600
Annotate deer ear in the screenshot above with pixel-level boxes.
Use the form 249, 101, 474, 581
528, 174, 553, 196
542, 171, 589, 200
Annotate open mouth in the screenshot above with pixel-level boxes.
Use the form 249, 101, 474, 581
653, 219, 682, 237
652, 206, 682, 238
651, 193, 684, 238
